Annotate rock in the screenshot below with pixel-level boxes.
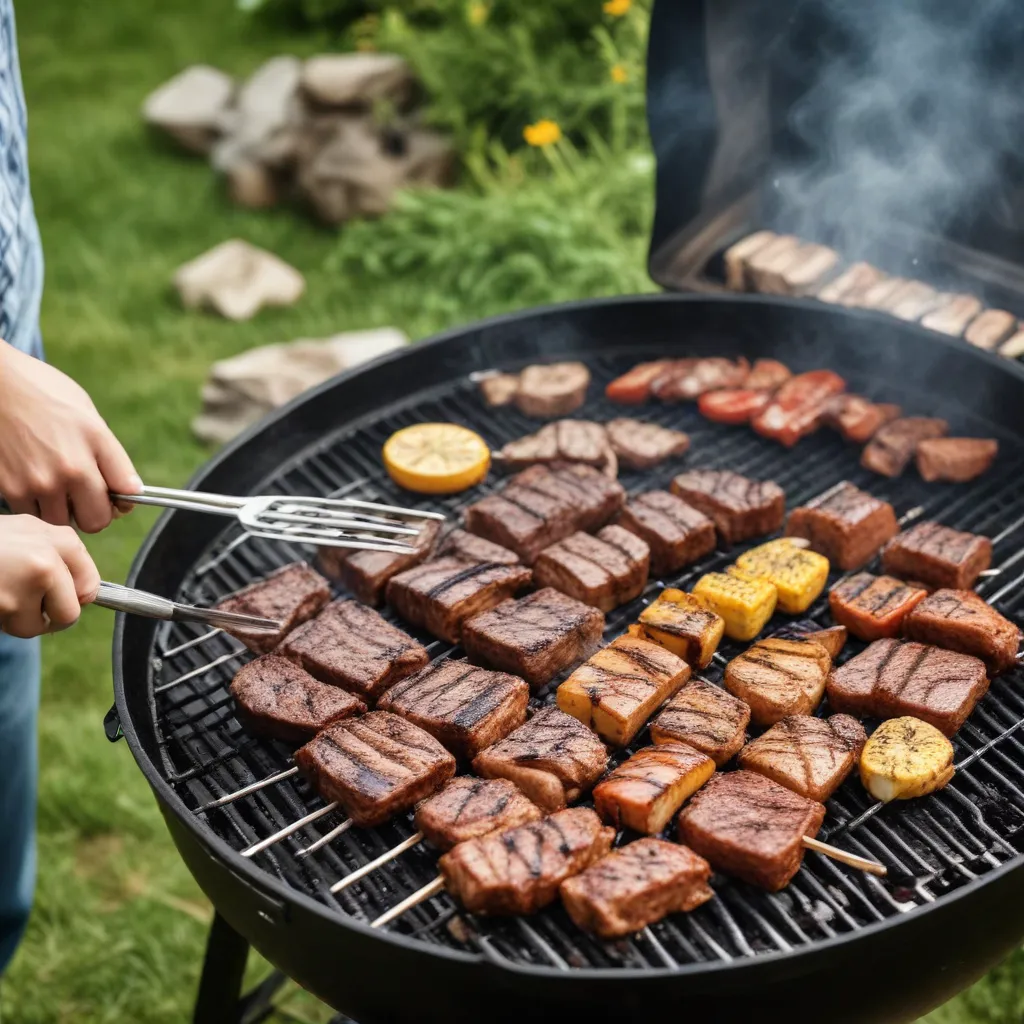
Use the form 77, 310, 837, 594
301, 53, 415, 109
226, 161, 278, 209
173, 239, 305, 321
142, 65, 234, 155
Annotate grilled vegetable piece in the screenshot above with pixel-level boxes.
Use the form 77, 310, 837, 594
817, 261, 885, 304
439, 807, 614, 916
593, 742, 715, 833
560, 838, 714, 938
861, 417, 948, 478
461, 587, 604, 689
724, 637, 830, 726
751, 370, 846, 447
478, 371, 521, 407
915, 438, 998, 483
903, 589, 1020, 676
671, 468, 785, 545
616, 491, 716, 576
964, 308, 1017, 350
785, 480, 899, 570
770, 620, 848, 661
557, 633, 691, 746
822, 395, 901, 444
637, 589, 725, 668
738, 714, 867, 802
515, 362, 590, 418
605, 418, 690, 470
859, 717, 955, 803
605, 360, 673, 404
828, 573, 927, 641
435, 528, 520, 566
678, 770, 825, 891
472, 706, 609, 811
698, 388, 771, 424
881, 522, 991, 591
650, 678, 751, 766
919, 294, 983, 336
414, 777, 543, 851
295, 712, 455, 827
497, 419, 612, 473
651, 358, 750, 401
692, 571, 778, 642
723, 230, 777, 289
734, 538, 829, 614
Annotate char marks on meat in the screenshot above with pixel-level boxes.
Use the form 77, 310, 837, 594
616, 490, 716, 576
916, 438, 998, 483
651, 358, 750, 401
498, 420, 612, 473
828, 572, 927, 641
413, 777, 542, 850
816, 261, 885, 305
882, 521, 992, 590
671, 468, 785, 545
650, 678, 751, 766
822, 395, 901, 444
920, 294, 983, 336
605, 418, 690, 470
861, 417, 948, 477
724, 638, 831, 727
770, 620, 848, 660
435, 528, 520, 566
964, 309, 1017, 350
515, 362, 591, 418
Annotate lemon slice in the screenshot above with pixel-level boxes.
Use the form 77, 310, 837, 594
383, 423, 490, 494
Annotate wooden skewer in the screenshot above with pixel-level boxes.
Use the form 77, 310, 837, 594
240, 803, 345, 858
298, 816, 361, 858
331, 832, 425, 893
371, 876, 445, 928
802, 836, 886, 876
196, 765, 299, 813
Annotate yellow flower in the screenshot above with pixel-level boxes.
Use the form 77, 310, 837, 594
603, 0, 631, 15
610, 63, 628, 84
467, 0, 488, 25
523, 119, 562, 147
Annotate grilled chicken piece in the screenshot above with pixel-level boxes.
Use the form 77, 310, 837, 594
533, 526, 649, 612
723, 230, 777, 289
230, 655, 366, 742
919, 294, 983, 336
637, 589, 725, 668
216, 562, 331, 653
617, 491, 716, 576
904, 589, 1020, 676
678, 770, 825, 891
692, 570, 778, 642
385, 557, 532, 645
413, 777, 543, 850
280, 599, 429, 702
498, 420, 612, 473
734, 538, 829, 614
964, 309, 1017, 350
828, 573, 927, 641
671, 469, 785, 545
593, 742, 715, 833
515, 362, 591, 418
650, 679, 751, 766
738, 714, 867, 802
560, 838, 713, 938
745, 234, 802, 292
605, 360, 674, 404
472, 706, 609, 811
724, 637, 831, 727
479, 372, 522, 407
439, 807, 614, 916
886, 280, 942, 322
916, 438, 998, 483
461, 588, 604, 689
770, 242, 839, 296
377, 660, 529, 758
557, 633, 691, 746
999, 329, 1024, 359
785, 480, 899, 570
822, 395, 901, 444
861, 417, 948, 477
652, 358, 750, 401
859, 717, 955, 802
605, 418, 690, 470
295, 711, 455, 827
771, 621, 848, 660
435, 528, 520, 566
751, 370, 847, 447
816, 261, 885, 304
881, 521, 992, 590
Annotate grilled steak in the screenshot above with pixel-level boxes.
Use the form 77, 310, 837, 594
828, 573, 927, 641
472, 706, 609, 811
294, 711, 455, 826
822, 395, 901, 444
498, 420, 612, 473
435, 528, 520, 566
724, 637, 831, 727
770, 621, 848, 660
461, 587, 604, 689
414, 777, 543, 850
785, 480, 898, 570
671, 469, 785, 545
605, 360, 673, 404
512, 464, 625, 531
886, 280, 942, 322
439, 807, 614, 915
652, 358, 750, 401
678, 770, 825, 891
964, 308, 1017, 350
377, 660, 530, 758
560, 838, 713, 938
723, 230, 777, 289
861, 417, 948, 477
385, 557, 532, 644
816, 261, 885, 305
280, 599, 429, 701
216, 562, 331, 653
479, 371, 522, 407
751, 370, 846, 447
533, 526, 649, 612
916, 438, 998, 483
737, 714, 867, 802
881, 521, 992, 590
605, 418, 690, 470
745, 234, 802, 292
920, 294, 983, 336
617, 490, 716, 576
515, 362, 590, 418
230, 655, 366, 742
650, 678, 751, 766
770, 242, 839, 296
637, 590, 725, 669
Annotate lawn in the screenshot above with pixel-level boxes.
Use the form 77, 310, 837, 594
2, 0, 1021, 1021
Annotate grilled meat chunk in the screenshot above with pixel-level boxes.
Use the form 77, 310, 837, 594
435, 528, 520, 566
652, 358, 750, 401
857, 275, 908, 310
886, 280, 941, 322
723, 230, 777, 289
377, 660, 529, 758
771, 621, 848, 660
498, 420, 611, 472
829, 573, 927, 641
920, 294, 983, 336
461, 588, 604, 689
746, 358, 792, 392
770, 242, 839, 296
881, 521, 992, 590
295, 711, 455, 826
724, 637, 831, 727
280, 599, 429, 702
751, 370, 846, 447
593, 742, 715, 833
439, 807, 614, 915
637, 590, 725, 669
617, 491, 716, 576
650, 678, 751, 766
816, 261, 885, 304
964, 309, 1017, 350
999, 329, 1024, 359
472, 706, 609, 811
605, 418, 690, 470
745, 234, 802, 292
734, 538, 829, 614
671, 469, 785, 546
385, 557, 532, 645
785, 480, 899, 570
230, 655, 366, 742
822, 395, 901, 444
515, 362, 591, 418
678, 770, 825, 891
478, 371, 521, 407
605, 360, 673, 405
904, 589, 1020, 676
560, 839, 713, 938
738, 714, 867, 802
413, 777, 542, 850
861, 417, 948, 477
698, 389, 770, 424
916, 438, 998, 483
216, 562, 331, 653
512, 464, 625, 532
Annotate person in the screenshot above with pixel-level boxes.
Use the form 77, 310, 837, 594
0, 0, 139, 973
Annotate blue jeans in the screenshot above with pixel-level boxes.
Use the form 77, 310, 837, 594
0, 632, 38, 974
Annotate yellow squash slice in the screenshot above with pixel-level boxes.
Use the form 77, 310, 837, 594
859, 717, 955, 803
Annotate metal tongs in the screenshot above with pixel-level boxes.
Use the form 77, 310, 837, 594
111, 484, 444, 553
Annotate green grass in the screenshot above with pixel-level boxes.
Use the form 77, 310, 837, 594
3, 0, 1021, 1020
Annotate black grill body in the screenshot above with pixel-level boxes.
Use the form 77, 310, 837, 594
114, 295, 1024, 1023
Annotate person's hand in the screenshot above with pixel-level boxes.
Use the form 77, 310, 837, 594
0, 341, 141, 532
0, 515, 100, 637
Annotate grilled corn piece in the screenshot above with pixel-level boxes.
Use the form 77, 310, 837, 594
859, 716, 955, 803
692, 570, 778, 641
635, 589, 725, 668
734, 538, 829, 614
